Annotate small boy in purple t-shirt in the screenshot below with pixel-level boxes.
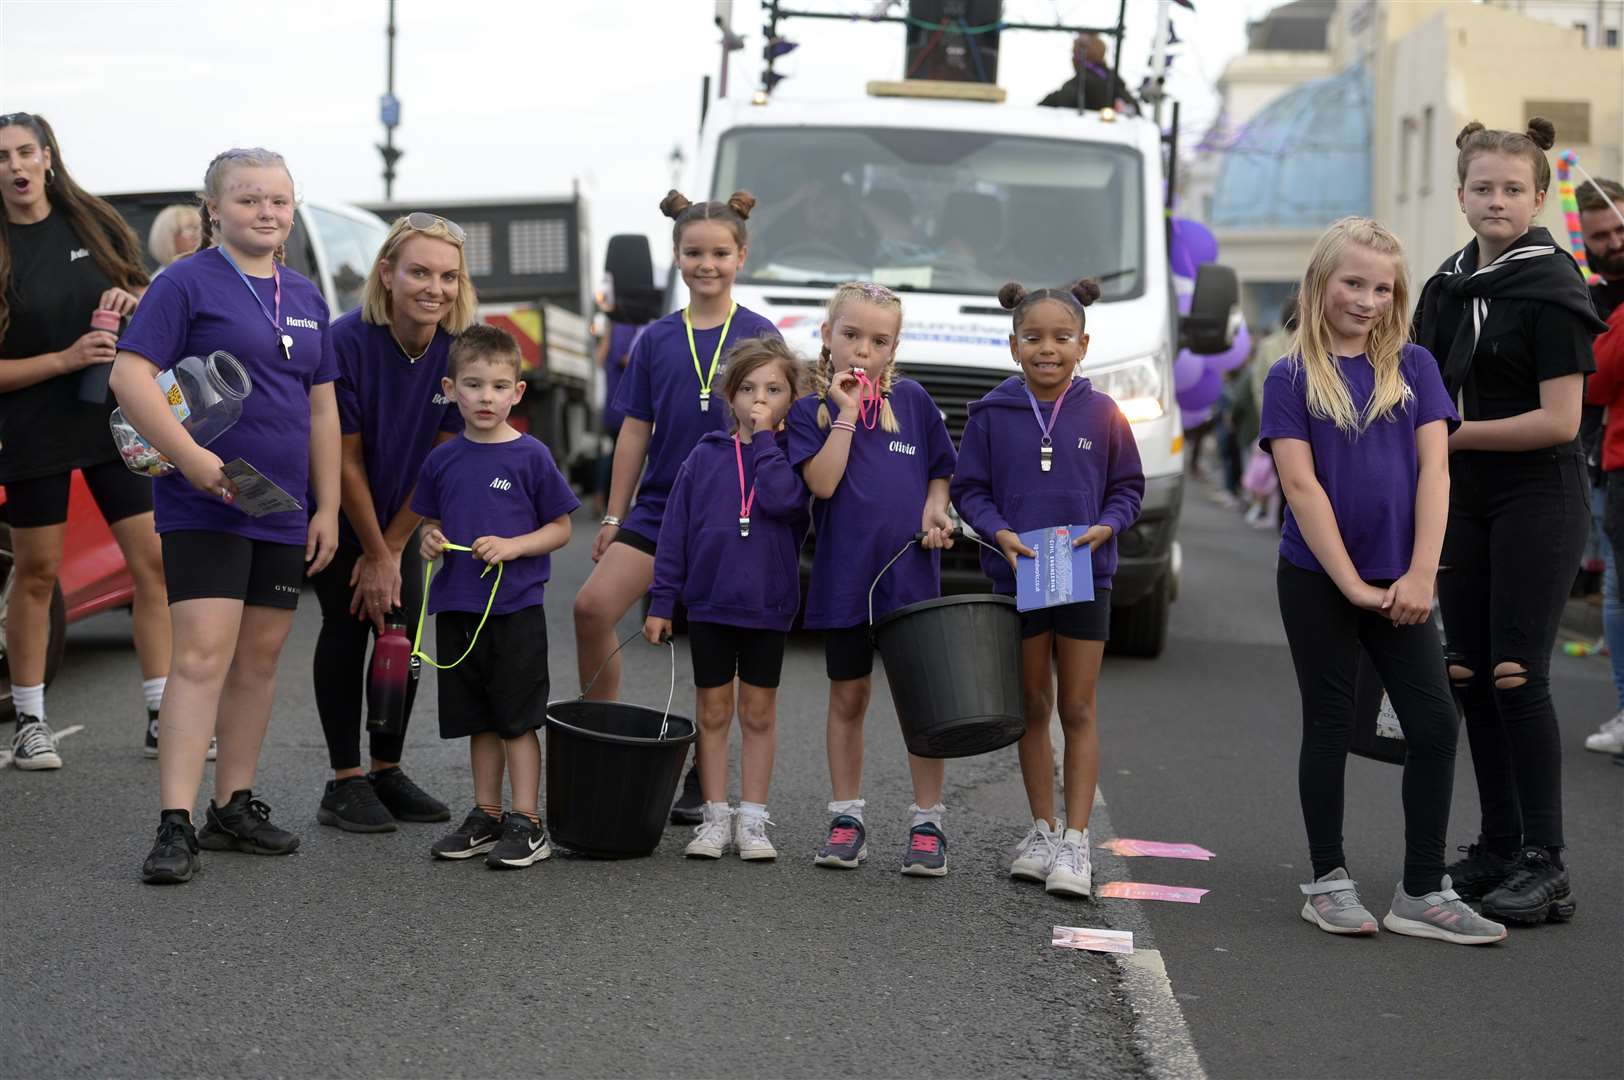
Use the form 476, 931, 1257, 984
410, 325, 579, 870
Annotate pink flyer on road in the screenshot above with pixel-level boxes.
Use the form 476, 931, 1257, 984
1096, 882, 1209, 904
1051, 926, 1134, 954
1100, 838, 1216, 860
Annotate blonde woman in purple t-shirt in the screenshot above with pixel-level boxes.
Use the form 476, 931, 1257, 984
1260, 217, 1505, 945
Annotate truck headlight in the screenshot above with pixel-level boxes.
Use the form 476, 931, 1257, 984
1091, 352, 1165, 424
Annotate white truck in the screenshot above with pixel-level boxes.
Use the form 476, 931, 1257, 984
609, 3, 1237, 656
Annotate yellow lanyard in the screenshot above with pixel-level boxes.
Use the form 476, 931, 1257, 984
682, 302, 737, 411
411, 541, 503, 670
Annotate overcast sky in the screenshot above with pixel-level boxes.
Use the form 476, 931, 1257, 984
2, 0, 1273, 280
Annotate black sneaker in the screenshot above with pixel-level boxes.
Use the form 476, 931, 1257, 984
10, 714, 61, 770
670, 763, 703, 825
431, 808, 504, 860
317, 776, 398, 833
1481, 847, 1577, 925
141, 811, 200, 885
1444, 842, 1516, 902
143, 708, 160, 758
196, 789, 301, 855
486, 812, 553, 869
369, 767, 451, 822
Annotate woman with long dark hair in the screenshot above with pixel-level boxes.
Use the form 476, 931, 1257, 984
0, 112, 170, 769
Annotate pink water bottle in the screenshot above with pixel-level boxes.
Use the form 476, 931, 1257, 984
79, 309, 122, 404
366, 620, 414, 735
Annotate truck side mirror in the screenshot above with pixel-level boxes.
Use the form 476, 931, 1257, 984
1181, 263, 1241, 356
604, 233, 663, 323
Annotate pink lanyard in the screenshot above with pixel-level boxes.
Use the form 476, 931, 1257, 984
852, 369, 882, 430
735, 433, 756, 537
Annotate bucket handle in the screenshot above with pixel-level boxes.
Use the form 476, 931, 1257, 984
579, 629, 678, 741
866, 527, 1003, 628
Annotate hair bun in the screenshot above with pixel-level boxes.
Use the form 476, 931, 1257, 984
1525, 116, 1556, 150
997, 281, 1028, 310
1070, 278, 1102, 307
726, 190, 757, 220
659, 190, 692, 219
1455, 121, 1486, 149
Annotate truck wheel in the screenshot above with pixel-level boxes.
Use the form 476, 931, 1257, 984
1108, 570, 1170, 659
0, 523, 68, 724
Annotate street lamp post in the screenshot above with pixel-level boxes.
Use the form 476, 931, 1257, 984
378, 0, 403, 200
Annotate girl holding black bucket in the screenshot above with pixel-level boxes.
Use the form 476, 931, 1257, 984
1265, 217, 1505, 944
786, 281, 958, 876
951, 279, 1144, 899
643, 336, 808, 861
572, 189, 781, 825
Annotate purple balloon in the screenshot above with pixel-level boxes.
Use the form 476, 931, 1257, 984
1169, 217, 1219, 280
1181, 405, 1213, 430
1180, 365, 1224, 412
1205, 322, 1253, 374
1174, 349, 1205, 393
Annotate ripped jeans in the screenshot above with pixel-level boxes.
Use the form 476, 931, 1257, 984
1439, 450, 1589, 852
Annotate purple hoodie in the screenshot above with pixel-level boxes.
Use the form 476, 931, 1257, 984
648, 429, 811, 631
951, 375, 1145, 594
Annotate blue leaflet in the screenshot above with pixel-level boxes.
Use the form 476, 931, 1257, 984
1015, 525, 1095, 612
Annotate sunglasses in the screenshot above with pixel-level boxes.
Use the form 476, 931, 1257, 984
405, 211, 465, 244
0, 112, 37, 128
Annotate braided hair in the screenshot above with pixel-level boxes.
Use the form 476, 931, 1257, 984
198, 148, 293, 264
814, 281, 903, 433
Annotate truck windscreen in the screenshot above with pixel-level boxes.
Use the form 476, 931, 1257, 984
715, 127, 1143, 300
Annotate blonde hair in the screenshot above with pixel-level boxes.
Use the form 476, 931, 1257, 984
1288, 216, 1413, 435
198, 147, 293, 264
814, 281, 903, 433
359, 215, 478, 333
148, 204, 199, 266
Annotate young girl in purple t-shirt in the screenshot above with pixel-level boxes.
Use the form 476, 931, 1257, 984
1261, 216, 1504, 945
643, 337, 808, 861
785, 281, 957, 876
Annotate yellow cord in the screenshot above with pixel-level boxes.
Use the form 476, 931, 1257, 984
411, 541, 503, 670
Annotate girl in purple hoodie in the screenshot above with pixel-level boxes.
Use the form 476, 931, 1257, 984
644, 337, 809, 861
951, 279, 1144, 898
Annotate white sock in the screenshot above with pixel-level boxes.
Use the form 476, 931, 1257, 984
704, 800, 732, 821
828, 798, 865, 824
1035, 817, 1059, 834
142, 676, 167, 714
738, 801, 767, 820
1064, 827, 1086, 845
909, 802, 945, 828
12, 682, 44, 722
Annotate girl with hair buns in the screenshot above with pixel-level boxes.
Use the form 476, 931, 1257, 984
1413, 118, 1608, 925
112, 148, 340, 884
952, 278, 1143, 897
787, 281, 958, 877
0, 111, 169, 771
572, 189, 779, 823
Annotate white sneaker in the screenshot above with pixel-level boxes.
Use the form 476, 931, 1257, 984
734, 811, 777, 861
11, 716, 62, 770
684, 804, 732, 859
1011, 819, 1060, 882
1584, 710, 1624, 753
206, 736, 218, 761
1045, 830, 1092, 897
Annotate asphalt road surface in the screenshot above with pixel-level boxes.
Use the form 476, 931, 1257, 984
2, 485, 1619, 1079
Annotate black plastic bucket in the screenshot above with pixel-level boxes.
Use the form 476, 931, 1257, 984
544, 636, 696, 858
870, 534, 1027, 758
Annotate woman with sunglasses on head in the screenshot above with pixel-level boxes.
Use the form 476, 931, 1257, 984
309, 213, 477, 833
0, 112, 171, 769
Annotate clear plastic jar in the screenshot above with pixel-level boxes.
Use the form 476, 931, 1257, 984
111, 350, 253, 477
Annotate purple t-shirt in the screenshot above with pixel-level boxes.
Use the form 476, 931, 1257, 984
1259, 343, 1458, 580
410, 433, 580, 615
609, 306, 781, 542
331, 310, 462, 550
117, 248, 335, 544
786, 378, 957, 628
601, 321, 642, 435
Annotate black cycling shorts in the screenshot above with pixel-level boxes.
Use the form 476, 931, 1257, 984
3, 459, 153, 529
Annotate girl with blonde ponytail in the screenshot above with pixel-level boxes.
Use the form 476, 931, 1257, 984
1259, 217, 1506, 944
784, 280, 959, 876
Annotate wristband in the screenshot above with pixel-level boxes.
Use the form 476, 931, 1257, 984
831, 419, 857, 433
601, 515, 622, 527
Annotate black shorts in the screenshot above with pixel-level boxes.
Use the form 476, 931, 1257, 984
612, 527, 657, 557
687, 620, 788, 689
3, 459, 153, 529
824, 624, 876, 682
1019, 589, 1113, 642
161, 530, 305, 609
435, 606, 550, 739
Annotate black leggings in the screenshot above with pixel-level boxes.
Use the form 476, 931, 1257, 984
311, 544, 424, 771
1439, 451, 1588, 853
1277, 560, 1459, 895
